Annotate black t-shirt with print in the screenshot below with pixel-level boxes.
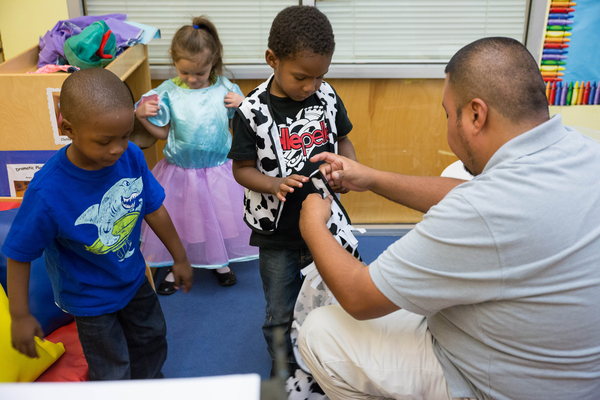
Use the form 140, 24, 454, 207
228, 89, 353, 250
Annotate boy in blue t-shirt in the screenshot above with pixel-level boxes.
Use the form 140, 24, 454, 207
2, 68, 193, 380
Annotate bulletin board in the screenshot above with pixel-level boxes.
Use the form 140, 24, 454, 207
543, 0, 600, 106
545, 0, 600, 130
561, 0, 600, 84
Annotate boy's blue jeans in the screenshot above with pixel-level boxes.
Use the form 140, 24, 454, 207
74, 277, 167, 380
259, 247, 313, 365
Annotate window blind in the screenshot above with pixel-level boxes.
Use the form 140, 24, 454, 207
317, 0, 529, 64
84, 0, 529, 76
85, 0, 297, 65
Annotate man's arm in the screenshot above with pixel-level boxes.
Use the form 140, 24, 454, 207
144, 205, 193, 292
311, 152, 465, 213
300, 195, 400, 320
8, 259, 44, 358
368, 169, 465, 213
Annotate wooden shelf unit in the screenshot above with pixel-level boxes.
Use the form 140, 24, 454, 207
0, 43, 158, 166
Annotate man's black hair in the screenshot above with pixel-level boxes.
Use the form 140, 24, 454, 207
60, 68, 133, 126
445, 37, 549, 122
268, 6, 335, 60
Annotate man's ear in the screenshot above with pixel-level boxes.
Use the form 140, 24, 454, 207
265, 49, 279, 69
60, 118, 75, 139
468, 98, 488, 136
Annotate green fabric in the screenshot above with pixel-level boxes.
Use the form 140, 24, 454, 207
63, 20, 116, 70
171, 75, 217, 89
171, 77, 190, 89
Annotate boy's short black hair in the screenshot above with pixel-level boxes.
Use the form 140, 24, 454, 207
60, 68, 133, 126
268, 6, 335, 60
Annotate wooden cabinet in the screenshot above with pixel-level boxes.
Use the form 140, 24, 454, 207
0, 44, 158, 200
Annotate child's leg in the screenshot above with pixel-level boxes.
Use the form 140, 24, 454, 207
259, 248, 312, 369
75, 312, 132, 380
74, 277, 167, 380
118, 277, 168, 379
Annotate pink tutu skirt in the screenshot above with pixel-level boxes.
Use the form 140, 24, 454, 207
141, 159, 258, 268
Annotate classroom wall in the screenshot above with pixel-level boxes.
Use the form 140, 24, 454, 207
328, 79, 456, 223
0, 0, 69, 60
0, 4, 458, 223
152, 78, 457, 223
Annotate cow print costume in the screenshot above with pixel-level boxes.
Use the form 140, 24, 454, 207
236, 74, 341, 234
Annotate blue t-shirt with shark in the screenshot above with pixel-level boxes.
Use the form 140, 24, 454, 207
1, 143, 165, 316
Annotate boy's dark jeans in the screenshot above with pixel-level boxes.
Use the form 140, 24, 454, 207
74, 277, 167, 380
259, 247, 313, 367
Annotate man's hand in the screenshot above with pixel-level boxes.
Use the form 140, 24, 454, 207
330, 183, 350, 194
11, 313, 44, 358
272, 174, 309, 202
172, 258, 194, 294
300, 194, 333, 237
224, 92, 245, 109
311, 152, 374, 193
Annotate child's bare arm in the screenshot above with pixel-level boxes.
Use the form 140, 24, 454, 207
232, 159, 308, 202
144, 205, 193, 293
332, 136, 358, 193
135, 101, 170, 140
338, 136, 357, 162
8, 258, 44, 358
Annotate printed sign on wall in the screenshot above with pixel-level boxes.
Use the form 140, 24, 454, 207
6, 164, 44, 197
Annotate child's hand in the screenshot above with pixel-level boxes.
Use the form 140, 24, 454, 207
273, 175, 309, 202
224, 92, 244, 109
135, 100, 160, 119
172, 258, 194, 294
11, 313, 44, 358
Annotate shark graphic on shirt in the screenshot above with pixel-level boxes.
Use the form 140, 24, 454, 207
75, 177, 144, 261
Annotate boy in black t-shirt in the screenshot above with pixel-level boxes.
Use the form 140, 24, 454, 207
227, 5, 357, 376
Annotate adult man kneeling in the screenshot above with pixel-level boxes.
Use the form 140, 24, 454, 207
298, 37, 600, 400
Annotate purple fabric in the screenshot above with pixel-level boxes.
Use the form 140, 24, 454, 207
37, 14, 143, 68
140, 159, 258, 269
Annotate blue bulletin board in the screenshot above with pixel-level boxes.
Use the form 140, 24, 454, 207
561, 0, 600, 83
543, 0, 600, 106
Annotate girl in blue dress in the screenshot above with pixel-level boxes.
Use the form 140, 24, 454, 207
136, 16, 257, 294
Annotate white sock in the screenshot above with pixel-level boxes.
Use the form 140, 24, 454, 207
216, 266, 231, 274
164, 271, 175, 282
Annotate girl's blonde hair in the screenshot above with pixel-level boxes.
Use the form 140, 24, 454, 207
171, 16, 223, 82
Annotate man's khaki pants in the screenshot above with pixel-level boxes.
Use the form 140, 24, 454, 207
299, 305, 473, 400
